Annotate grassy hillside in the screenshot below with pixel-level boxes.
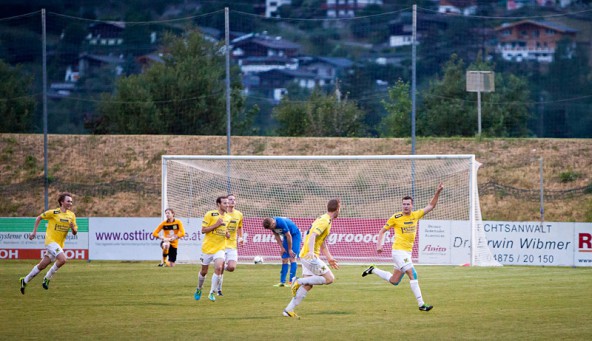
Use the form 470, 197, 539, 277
1, 134, 591, 221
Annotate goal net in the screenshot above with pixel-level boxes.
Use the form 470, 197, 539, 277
162, 155, 501, 266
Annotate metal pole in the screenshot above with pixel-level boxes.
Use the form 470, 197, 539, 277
225, 7, 231, 156
539, 157, 544, 222
225, 7, 231, 193
411, 4, 417, 155
477, 91, 482, 136
410, 5, 417, 198
42, 9, 48, 210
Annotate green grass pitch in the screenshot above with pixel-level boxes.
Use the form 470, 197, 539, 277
2, 261, 591, 340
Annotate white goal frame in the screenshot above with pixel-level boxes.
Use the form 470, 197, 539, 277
162, 155, 500, 266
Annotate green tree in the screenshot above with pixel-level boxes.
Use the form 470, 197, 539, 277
420, 54, 471, 136
273, 88, 367, 137
94, 31, 256, 135
380, 79, 411, 137
0, 60, 36, 132
544, 41, 592, 137
420, 54, 531, 137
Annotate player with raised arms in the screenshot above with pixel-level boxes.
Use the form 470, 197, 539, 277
362, 182, 444, 311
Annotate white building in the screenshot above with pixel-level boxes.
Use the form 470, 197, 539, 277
326, 0, 383, 18
266, 0, 292, 18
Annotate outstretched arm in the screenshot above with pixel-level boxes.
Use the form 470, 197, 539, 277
423, 182, 444, 214
376, 227, 388, 253
29, 215, 43, 240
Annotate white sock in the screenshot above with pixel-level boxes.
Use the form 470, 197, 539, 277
299, 276, 326, 286
218, 275, 224, 291
198, 273, 206, 290
210, 274, 220, 294
372, 267, 392, 282
285, 287, 308, 312
24, 265, 41, 283
44, 263, 59, 280
410, 279, 425, 306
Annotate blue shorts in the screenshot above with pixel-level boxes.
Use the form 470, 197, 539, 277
281, 233, 301, 259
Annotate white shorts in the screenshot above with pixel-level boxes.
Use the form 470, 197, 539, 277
392, 250, 413, 272
224, 248, 238, 262
301, 257, 330, 276
200, 250, 226, 265
44, 242, 64, 262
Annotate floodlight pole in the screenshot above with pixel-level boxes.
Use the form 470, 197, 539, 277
411, 5, 417, 198
411, 4, 417, 155
466, 71, 493, 137
225, 7, 232, 193
225, 7, 231, 156
42, 8, 48, 210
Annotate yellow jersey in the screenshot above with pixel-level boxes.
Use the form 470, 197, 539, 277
152, 219, 185, 248
383, 209, 425, 252
40, 208, 77, 248
225, 209, 243, 249
201, 210, 228, 254
300, 213, 332, 257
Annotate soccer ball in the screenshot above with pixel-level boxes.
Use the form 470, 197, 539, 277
253, 256, 264, 264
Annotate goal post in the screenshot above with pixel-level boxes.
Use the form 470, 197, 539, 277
162, 155, 501, 266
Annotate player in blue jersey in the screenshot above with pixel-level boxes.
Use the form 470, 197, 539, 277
262, 217, 302, 287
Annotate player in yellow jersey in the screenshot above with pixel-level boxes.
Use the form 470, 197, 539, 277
20, 192, 78, 294
152, 208, 185, 267
362, 182, 444, 312
283, 198, 341, 318
194, 196, 230, 302
216, 194, 244, 296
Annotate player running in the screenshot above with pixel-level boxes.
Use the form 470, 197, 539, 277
283, 198, 341, 318
362, 182, 444, 312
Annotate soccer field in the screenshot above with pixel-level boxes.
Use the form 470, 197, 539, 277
2, 261, 591, 340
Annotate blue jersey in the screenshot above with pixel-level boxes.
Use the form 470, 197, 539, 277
273, 217, 301, 238
273, 217, 302, 259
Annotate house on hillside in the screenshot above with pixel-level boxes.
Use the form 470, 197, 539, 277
507, 0, 573, 10
257, 68, 330, 102
438, 0, 477, 16
86, 21, 125, 46
299, 56, 353, 80
495, 20, 577, 62
386, 13, 450, 52
324, 0, 383, 18
232, 33, 301, 59
78, 53, 125, 76
266, 0, 292, 18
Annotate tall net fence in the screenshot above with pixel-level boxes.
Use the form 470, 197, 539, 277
2, 6, 591, 137
0, 4, 591, 217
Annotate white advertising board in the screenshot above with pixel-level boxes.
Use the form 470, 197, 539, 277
88, 217, 203, 261
417, 220, 592, 266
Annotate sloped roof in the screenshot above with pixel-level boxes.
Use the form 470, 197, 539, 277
495, 20, 578, 33
315, 57, 354, 68
79, 53, 125, 64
